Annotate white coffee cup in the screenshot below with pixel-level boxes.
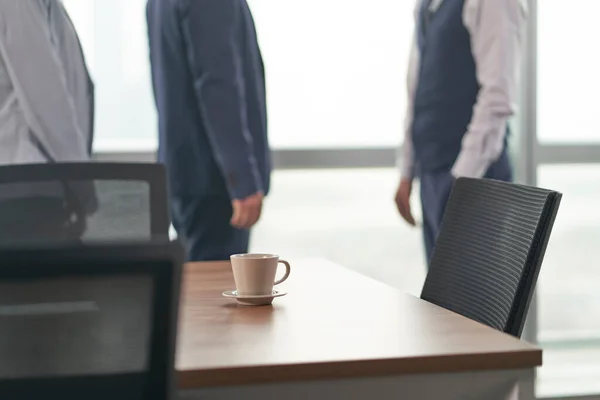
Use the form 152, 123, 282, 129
230, 254, 291, 296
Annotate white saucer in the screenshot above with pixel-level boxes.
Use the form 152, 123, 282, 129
222, 289, 287, 306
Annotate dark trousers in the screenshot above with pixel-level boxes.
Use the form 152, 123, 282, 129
420, 151, 513, 265
170, 195, 250, 262
0, 197, 79, 247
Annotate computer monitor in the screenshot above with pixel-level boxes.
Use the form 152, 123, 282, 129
0, 240, 182, 400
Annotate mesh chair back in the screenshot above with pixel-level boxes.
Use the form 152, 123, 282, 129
0, 241, 182, 400
0, 163, 169, 246
421, 178, 562, 337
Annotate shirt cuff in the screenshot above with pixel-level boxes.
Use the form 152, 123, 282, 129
451, 148, 492, 179
400, 159, 415, 181
229, 179, 263, 201
398, 146, 415, 180
225, 164, 263, 200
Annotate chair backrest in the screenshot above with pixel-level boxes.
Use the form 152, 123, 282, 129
421, 178, 562, 338
0, 163, 169, 245
0, 240, 182, 400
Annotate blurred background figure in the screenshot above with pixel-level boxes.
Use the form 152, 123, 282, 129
394, 0, 527, 264
147, 0, 271, 261
0, 0, 95, 244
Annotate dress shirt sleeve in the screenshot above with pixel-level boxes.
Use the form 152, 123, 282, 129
398, 1, 421, 181
0, 0, 88, 162
179, 0, 262, 200
452, 0, 527, 178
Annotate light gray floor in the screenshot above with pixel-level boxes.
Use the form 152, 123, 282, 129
251, 167, 600, 398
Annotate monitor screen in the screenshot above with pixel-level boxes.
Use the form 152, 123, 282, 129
0, 274, 154, 379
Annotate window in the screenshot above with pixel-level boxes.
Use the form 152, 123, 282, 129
63, 0, 413, 152
536, 1, 600, 396
249, 0, 412, 149
536, 164, 600, 397
538, 0, 600, 144
63, 0, 157, 152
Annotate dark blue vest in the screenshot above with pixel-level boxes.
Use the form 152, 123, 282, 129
412, 0, 479, 175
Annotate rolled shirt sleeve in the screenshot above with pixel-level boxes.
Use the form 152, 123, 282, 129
180, 0, 262, 200
398, 1, 422, 181
451, 0, 527, 178
399, 38, 420, 181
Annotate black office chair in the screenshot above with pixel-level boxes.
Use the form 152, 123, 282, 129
0, 163, 169, 245
421, 178, 562, 338
0, 240, 182, 400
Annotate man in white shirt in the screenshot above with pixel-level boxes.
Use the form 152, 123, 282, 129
0, 0, 95, 244
394, 0, 527, 264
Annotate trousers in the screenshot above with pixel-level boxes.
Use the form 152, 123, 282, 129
420, 151, 513, 265
170, 195, 250, 262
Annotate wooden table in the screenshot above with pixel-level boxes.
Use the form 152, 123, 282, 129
177, 260, 541, 400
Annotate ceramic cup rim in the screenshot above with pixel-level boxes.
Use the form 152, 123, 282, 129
230, 253, 279, 260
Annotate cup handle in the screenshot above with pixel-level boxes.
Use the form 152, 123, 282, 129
274, 260, 291, 286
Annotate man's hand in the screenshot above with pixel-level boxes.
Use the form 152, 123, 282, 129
231, 192, 264, 229
394, 178, 416, 226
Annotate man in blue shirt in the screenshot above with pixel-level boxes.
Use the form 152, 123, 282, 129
147, 0, 271, 261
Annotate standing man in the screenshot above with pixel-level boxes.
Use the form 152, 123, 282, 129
147, 0, 271, 261
0, 0, 95, 243
394, 0, 527, 264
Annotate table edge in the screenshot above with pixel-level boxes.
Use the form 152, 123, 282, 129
177, 348, 542, 389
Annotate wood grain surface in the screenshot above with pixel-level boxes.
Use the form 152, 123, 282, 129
176, 260, 541, 388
